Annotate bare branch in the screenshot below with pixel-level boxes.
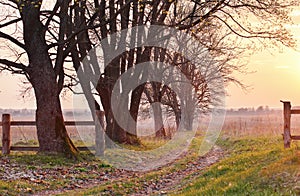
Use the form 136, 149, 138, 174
44, 1, 62, 29
0, 18, 21, 28
0, 58, 26, 70
0, 31, 25, 50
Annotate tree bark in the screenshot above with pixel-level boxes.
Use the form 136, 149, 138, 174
128, 85, 144, 144
153, 103, 166, 138
95, 110, 105, 156
29, 68, 78, 156
30, 71, 78, 156
181, 84, 195, 131
151, 83, 167, 138
20, 1, 78, 157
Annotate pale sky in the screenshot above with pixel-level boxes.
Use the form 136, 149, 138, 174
1, 46, 300, 110
226, 9, 300, 109
226, 47, 300, 109
1, 8, 300, 110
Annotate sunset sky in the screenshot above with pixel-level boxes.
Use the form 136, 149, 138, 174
1, 45, 300, 110
0, 8, 300, 110
226, 47, 300, 109
226, 8, 300, 109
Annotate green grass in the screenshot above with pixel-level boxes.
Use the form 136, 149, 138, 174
67, 137, 300, 195
118, 137, 168, 151
58, 136, 205, 196
173, 137, 300, 195
0, 180, 43, 195
11, 152, 75, 166
13, 140, 38, 146
1, 136, 300, 196
0, 151, 111, 195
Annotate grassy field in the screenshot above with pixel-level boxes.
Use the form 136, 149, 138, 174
64, 137, 300, 195
173, 137, 300, 195
1, 112, 300, 195
1, 136, 300, 195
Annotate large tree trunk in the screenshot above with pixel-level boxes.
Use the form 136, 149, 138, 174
21, 2, 78, 157
29, 68, 78, 157
102, 111, 128, 146
98, 87, 128, 147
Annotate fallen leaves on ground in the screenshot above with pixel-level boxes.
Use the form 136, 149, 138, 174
0, 146, 225, 195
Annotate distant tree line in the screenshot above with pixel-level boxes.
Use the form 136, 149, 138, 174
227, 106, 279, 115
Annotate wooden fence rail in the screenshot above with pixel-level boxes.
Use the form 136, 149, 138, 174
281, 101, 300, 148
1, 113, 95, 155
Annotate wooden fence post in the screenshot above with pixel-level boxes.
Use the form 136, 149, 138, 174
2, 114, 11, 154
281, 101, 291, 148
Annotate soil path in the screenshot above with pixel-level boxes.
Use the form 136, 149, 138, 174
131, 146, 224, 195
0, 146, 225, 195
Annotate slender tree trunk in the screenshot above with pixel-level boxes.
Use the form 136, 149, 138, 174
181, 85, 195, 131
128, 85, 144, 144
153, 103, 166, 138
151, 83, 167, 138
173, 105, 181, 130
95, 110, 105, 156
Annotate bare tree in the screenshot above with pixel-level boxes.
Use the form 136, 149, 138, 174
0, 0, 80, 157
134, 0, 298, 136
67, 0, 298, 144
0, 0, 297, 156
